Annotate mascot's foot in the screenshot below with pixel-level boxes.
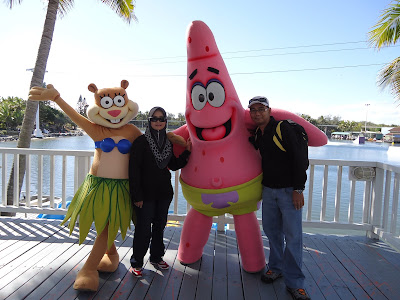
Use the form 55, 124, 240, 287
97, 253, 120, 272
179, 257, 201, 266
73, 269, 99, 291
178, 251, 203, 265
242, 263, 266, 274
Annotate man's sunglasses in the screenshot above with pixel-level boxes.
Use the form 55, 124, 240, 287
149, 117, 167, 122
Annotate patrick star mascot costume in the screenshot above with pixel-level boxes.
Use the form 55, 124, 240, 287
174, 20, 328, 273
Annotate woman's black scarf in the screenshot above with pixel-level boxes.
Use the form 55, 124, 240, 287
144, 107, 172, 169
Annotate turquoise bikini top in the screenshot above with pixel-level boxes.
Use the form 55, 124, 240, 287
95, 138, 132, 154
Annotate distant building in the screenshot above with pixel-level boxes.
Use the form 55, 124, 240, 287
386, 127, 400, 143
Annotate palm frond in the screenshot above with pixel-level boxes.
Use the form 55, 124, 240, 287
378, 57, 400, 103
58, 0, 75, 19
100, 0, 137, 23
368, 1, 400, 49
6, 0, 23, 9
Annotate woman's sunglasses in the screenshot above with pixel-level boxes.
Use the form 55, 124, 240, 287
149, 117, 166, 122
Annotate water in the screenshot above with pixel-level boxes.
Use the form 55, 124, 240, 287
1, 135, 399, 230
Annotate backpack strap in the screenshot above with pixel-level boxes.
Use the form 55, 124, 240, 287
273, 121, 287, 152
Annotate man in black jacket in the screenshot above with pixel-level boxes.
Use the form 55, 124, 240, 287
249, 96, 310, 300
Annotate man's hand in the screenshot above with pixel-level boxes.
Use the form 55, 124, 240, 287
292, 192, 304, 210
134, 201, 143, 208
28, 84, 60, 102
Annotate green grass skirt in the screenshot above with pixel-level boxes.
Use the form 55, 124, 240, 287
61, 174, 132, 249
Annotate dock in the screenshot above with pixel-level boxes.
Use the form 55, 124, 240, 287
1, 217, 400, 299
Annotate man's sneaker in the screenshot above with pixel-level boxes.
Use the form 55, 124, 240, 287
151, 260, 169, 270
261, 269, 283, 283
131, 267, 143, 277
287, 287, 311, 300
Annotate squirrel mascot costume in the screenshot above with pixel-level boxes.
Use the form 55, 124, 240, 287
29, 80, 186, 291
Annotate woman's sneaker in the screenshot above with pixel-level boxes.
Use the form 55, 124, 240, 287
152, 260, 169, 270
286, 287, 311, 300
131, 267, 143, 277
261, 269, 283, 283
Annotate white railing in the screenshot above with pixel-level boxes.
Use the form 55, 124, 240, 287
0, 147, 399, 251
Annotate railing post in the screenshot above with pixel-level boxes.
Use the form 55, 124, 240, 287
75, 156, 88, 190
217, 214, 225, 232
367, 167, 384, 239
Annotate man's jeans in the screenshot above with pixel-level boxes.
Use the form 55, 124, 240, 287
262, 186, 305, 289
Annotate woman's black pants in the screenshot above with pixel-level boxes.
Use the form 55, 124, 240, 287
130, 198, 171, 268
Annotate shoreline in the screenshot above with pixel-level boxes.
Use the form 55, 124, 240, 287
0, 131, 84, 142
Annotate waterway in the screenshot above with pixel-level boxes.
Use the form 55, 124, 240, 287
1, 135, 399, 232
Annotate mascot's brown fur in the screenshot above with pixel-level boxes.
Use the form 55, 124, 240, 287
29, 80, 187, 291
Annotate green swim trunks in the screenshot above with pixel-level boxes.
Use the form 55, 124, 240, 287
61, 174, 132, 249
180, 173, 263, 217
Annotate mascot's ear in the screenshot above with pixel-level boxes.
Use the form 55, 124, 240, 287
88, 83, 98, 93
121, 80, 129, 89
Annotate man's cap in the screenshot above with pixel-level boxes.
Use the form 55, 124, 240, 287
248, 96, 269, 108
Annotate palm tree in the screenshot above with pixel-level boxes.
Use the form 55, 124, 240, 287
368, 1, 400, 103
3, 0, 136, 216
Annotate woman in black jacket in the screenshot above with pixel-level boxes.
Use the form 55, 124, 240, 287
129, 106, 191, 277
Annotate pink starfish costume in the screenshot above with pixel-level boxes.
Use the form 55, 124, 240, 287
174, 21, 328, 273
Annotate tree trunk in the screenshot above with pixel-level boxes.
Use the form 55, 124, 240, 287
2, 0, 59, 216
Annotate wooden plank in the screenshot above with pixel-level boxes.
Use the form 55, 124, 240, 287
2, 218, 400, 300
366, 239, 400, 270
109, 250, 147, 299
145, 226, 180, 300
226, 230, 244, 300
258, 234, 277, 300
0, 218, 59, 260
160, 226, 186, 300
323, 235, 385, 299
306, 234, 369, 299
340, 235, 400, 299
303, 234, 347, 299
23, 231, 93, 299
0, 218, 32, 251
0, 220, 76, 298
212, 230, 228, 300
259, 233, 288, 300
73, 230, 133, 300
194, 229, 216, 300
127, 225, 176, 300
178, 257, 201, 300
38, 231, 98, 300
0, 219, 61, 278
0, 226, 67, 292
302, 257, 328, 300
57, 231, 127, 300
178, 224, 202, 300
92, 230, 135, 300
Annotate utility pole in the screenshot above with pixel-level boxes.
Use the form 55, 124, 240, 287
365, 103, 370, 133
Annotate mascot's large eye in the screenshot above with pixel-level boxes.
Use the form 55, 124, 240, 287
206, 81, 225, 108
100, 96, 113, 109
191, 83, 207, 111
113, 95, 125, 107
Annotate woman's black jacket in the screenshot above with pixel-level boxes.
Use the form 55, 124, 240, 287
129, 134, 190, 203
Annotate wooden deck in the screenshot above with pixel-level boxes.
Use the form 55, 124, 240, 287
1, 218, 400, 300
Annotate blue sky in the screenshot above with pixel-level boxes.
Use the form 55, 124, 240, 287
1, 0, 400, 126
